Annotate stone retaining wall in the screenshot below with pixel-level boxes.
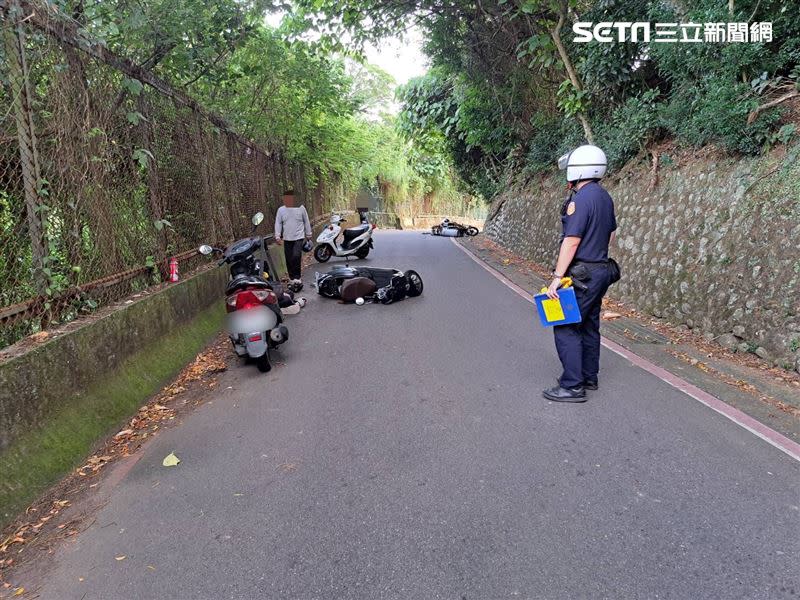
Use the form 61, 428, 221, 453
484, 149, 800, 372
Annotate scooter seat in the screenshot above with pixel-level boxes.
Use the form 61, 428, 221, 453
343, 224, 370, 241
226, 275, 272, 295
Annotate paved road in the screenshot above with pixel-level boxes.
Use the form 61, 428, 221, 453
35, 231, 799, 599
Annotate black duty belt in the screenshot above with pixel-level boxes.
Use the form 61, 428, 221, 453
572, 260, 609, 270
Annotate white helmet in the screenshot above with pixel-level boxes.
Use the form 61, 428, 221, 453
558, 145, 607, 183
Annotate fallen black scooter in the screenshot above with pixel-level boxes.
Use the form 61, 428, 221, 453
315, 266, 423, 304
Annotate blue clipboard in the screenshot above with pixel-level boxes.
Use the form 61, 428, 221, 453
534, 287, 582, 327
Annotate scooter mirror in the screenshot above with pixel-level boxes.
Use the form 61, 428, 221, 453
199, 244, 213, 255
252, 212, 264, 226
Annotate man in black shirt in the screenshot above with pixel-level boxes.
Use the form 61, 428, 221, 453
543, 145, 618, 403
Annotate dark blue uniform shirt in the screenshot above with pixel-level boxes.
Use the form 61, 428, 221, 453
561, 181, 617, 262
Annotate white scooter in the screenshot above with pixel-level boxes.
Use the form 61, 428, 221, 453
313, 213, 375, 263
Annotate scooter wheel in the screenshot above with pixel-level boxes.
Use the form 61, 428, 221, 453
405, 270, 424, 297
314, 245, 332, 263
355, 246, 370, 259
466, 227, 479, 236
255, 354, 272, 373
318, 277, 339, 298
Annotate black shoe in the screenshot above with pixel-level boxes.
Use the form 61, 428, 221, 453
543, 385, 586, 403
556, 378, 598, 391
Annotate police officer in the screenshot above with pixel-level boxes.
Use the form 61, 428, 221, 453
543, 145, 617, 403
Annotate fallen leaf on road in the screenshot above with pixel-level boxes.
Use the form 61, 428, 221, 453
147, 565, 156, 571
602, 311, 622, 320
162, 453, 180, 467
115, 429, 134, 438
115, 555, 126, 561
13, 587, 24, 596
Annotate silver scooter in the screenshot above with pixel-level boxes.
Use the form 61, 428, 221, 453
199, 212, 288, 372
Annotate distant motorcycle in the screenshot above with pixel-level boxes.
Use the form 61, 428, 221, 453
314, 213, 375, 263
431, 218, 479, 237
199, 212, 289, 373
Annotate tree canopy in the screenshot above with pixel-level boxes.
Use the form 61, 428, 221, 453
293, 0, 800, 198
52, 0, 800, 201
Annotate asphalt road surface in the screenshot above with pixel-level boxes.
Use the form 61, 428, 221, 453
35, 231, 799, 599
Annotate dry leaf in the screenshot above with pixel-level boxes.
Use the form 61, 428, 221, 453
13, 587, 24, 596
115, 555, 126, 561
602, 311, 622, 320
162, 453, 180, 467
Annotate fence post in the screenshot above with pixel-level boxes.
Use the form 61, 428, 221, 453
138, 93, 169, 280
2, 0, 49, 303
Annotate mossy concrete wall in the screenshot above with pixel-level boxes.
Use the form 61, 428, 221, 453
0, 267, 227, 523
0, 267, 227, 452
485, 149, 800, 372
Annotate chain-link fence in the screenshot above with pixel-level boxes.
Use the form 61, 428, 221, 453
0, 0, 332, 349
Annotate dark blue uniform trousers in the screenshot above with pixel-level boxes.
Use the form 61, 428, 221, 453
554, 266, 612, 389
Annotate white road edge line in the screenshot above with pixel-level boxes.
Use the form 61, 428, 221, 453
451, 237, 800, 463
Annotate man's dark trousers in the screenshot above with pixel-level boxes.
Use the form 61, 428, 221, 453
283, 239, 303, 280
554, 265, 612, 389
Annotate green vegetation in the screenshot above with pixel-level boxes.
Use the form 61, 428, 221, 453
67, 0, 476, 209
291, 0, 800, 198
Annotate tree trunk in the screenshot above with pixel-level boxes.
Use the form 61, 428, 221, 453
550, 0, 595, 144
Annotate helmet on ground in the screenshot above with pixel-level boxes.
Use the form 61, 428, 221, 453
558, 145, 607, 183
302, 239, 313, 253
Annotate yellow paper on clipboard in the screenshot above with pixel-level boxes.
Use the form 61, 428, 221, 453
541, 298, 566, 322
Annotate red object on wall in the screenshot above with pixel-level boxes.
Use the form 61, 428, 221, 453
168, 257, 179, 282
